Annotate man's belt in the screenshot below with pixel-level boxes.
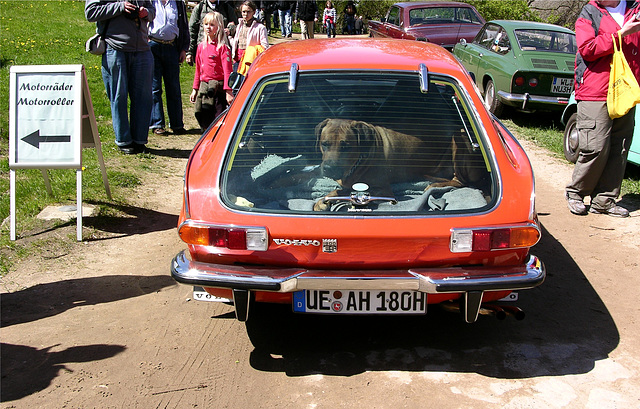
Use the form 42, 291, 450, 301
150, 37, 175, 45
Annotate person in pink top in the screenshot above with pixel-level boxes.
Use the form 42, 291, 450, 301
190, 11, 234, 131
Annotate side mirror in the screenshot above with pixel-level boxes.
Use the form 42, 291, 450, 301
459, 38, 467, 46
228, 72, 244, 94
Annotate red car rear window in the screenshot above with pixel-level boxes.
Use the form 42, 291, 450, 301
222, 73, 495, 215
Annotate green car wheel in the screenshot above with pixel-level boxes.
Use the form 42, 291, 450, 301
563, 112, 579, 163
484, 80, 505, 118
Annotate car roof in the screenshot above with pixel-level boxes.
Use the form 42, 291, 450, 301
489, 20, 575, 34
394, 1, 477, 8
248, 39, 465, 78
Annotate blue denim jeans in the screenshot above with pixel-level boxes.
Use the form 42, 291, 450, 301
345, 15, 355, 34
150, 40, 184, 131
326, 21, 335, 37
278, 9, 292, 37
101, 46, 153, 146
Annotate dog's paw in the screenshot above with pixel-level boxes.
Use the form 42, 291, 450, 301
313, 199, 329, 211
426, 177, 464, 190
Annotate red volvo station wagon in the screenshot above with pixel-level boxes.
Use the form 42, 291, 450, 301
171, 39, 545, 326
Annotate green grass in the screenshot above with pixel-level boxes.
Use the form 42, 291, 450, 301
1, 1, 116, 225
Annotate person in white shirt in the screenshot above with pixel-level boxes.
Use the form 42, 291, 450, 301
148, 0, 189, 135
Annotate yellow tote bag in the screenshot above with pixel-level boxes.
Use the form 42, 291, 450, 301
607, 31, 640, 119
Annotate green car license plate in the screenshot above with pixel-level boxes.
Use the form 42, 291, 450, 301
293, 290, 427, 314
551, 77, 573, 94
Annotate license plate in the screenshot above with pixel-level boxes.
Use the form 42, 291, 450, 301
551, 77, 573, 94
193, 286, 232, 303
293, 290, 427, 314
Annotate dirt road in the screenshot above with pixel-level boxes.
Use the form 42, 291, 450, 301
2, 101, 640, 407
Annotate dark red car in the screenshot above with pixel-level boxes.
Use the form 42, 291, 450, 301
368, 1, 485, 50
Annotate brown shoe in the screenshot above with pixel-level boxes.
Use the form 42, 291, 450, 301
153, 128, 166, 135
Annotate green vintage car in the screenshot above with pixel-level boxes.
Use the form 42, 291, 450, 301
453, 20, 576, 117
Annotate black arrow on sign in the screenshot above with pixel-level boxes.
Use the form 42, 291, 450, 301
21, 130, 71, 149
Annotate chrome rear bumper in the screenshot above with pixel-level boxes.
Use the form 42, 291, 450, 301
171, 250, 544, 323
170, 250, 545, 295
497, 90, 569, 109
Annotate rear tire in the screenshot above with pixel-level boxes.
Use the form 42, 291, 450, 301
563, 112, 579, 163
484, 80, 505, 118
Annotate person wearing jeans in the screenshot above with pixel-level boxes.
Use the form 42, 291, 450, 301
276, 1, 293, 37
85, 0, 156, 154
323, 1, 336, 38
149, 0, 189, 135
102, 48, 154, 151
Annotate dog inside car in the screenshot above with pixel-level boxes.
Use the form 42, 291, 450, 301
313, 118, 486, 211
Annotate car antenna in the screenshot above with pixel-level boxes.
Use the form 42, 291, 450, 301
419, 63, 429, 93
288, 63, 299, 93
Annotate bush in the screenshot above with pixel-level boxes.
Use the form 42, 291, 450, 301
467, 0, 541, 22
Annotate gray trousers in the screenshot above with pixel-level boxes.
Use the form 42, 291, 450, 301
566, 101, 635, 210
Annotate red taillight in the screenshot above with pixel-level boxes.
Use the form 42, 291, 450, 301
227, 229, 247, 250
472, 229, 510, 251
514, 76, 525, 86
208, 228, 246, 249
178, 223, 268, 251
472, 230, 492, 251
451, 226, 540, 253
528, 78, 538, 87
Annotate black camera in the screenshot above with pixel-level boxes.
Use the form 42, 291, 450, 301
125, 5, 140, 19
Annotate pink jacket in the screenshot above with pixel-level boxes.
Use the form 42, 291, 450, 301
193, 41, 233, 91
575, 0, 640, 101
231, 18, 269, 61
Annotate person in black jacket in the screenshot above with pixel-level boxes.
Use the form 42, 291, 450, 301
343, 0, 356, 34
294, 0, 318, 39
258, 1, 275, 34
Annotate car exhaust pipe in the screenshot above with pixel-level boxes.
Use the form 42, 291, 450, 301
482, 304, 507, 320
499, 305, 525, 320
440, 302, 525, 321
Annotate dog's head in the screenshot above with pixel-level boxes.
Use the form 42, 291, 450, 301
315, 118, 379, 182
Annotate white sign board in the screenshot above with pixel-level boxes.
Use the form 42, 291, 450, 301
10, 65, 83, 168
9, 64, 110, 242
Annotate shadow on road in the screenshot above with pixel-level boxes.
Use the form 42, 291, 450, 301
245, 223, 619, 379
1, 275, 176, 328
146, 146, 193, 159
82, 201, 179, 240
1, 342, 126, 402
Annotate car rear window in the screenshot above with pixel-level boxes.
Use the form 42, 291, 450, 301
409, 7, 482, 26
222, 72, 495, 215
515, 29, 576, 53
